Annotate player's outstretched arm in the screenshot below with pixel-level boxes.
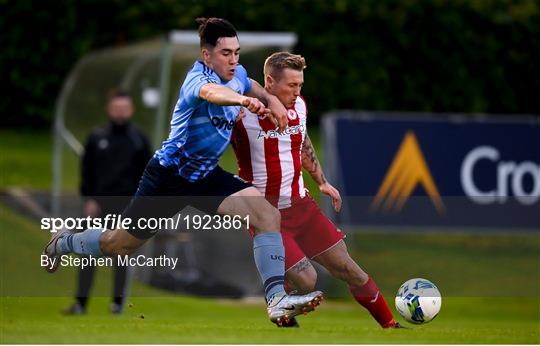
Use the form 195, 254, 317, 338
246, 79, 288, 132
199, 83, 269, 116
301, 133, 342, 212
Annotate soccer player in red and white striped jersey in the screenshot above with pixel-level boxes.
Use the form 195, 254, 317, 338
232, 52, 401, 328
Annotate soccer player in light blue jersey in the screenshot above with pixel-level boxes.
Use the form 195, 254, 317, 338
43, 17, 322, 324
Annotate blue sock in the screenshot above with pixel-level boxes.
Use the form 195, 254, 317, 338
57, 228, 104, 257
253, 232, 286, 301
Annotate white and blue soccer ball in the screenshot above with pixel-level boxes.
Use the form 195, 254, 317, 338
395, 278, 441, 324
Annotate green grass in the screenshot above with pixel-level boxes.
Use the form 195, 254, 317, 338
0, 130, 53, 189
1, 296, 537, 344
1, 204, 539, 344
1, 129, 539, 343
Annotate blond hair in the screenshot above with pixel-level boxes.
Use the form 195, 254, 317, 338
264, 52, 306, 79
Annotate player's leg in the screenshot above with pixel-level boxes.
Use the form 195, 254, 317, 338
283, 232, 318, 294
277, 258, 317, 328
312, 240, 368, 286
217, 186, 286, 300
217, 186, 281, 232
244, 214, 318, 327
285, 257, 317, 293
271, 231, 316, 328
278, 198, 320, 295
293, 196, 398, 328
98, 228, 147, 256
269, 257, 316, 328
312, 240, 398, 328
212, 173, 322, 324
43, 158, 181, 271
45, 200, 152, 263
286, 258, 317, 294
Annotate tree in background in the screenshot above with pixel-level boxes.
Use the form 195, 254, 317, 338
2, 0, 539, 128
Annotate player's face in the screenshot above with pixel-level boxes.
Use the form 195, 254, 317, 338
107, 97, 134, 124
203, 36, 240, 82
268, 68, 304, 109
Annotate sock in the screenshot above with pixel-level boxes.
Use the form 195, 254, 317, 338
253, 232, 286, 301
57, 228, 104, 257
349, 277, 396, 328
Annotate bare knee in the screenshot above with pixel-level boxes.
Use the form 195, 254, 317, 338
218, 187, 281, 233
99, 229, 143, 256
252, 206, 281, 234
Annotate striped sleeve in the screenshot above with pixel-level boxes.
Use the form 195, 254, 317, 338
182, 65, 220, 107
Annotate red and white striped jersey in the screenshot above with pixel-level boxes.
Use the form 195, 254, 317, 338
232, 96, 308, 209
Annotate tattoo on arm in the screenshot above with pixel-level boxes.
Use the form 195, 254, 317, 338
301, 134, 327, 185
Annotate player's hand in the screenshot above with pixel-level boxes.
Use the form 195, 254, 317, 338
267, 97, 288, 132
84, 199, 101, 218
319, 182, 342, 213
241, 97, 268, 117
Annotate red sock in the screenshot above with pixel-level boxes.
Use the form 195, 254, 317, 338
349, 277, 396, 328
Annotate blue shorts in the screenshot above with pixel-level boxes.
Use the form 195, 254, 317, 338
122, 157, 250, 239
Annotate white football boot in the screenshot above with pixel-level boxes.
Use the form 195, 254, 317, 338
42, 228, 72, 273
267, 290, 324, 326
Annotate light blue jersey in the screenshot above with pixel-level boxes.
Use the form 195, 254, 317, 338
154, 61, 252, 181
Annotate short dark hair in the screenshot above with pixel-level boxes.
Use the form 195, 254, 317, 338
196, 17, 237, 48
106, 88, 131, 104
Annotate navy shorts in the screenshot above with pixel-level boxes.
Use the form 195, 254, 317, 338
122, 157, 250, 239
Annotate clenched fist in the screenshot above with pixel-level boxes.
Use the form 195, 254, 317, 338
241, 97, 271, 117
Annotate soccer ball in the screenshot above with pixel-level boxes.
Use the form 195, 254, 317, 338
395, 278, 441, 324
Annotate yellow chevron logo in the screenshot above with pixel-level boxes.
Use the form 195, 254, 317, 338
370, 131, 445, 214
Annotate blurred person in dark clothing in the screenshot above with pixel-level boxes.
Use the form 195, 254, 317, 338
65, 89, 151, 315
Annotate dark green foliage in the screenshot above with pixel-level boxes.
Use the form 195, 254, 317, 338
3, 0, 539, 127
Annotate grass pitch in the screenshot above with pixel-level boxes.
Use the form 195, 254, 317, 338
1, 204, 539, 344
1, 130, 539, 343
2, 296, 538, 344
